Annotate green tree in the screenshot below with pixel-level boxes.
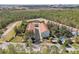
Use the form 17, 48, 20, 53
49, 45, 59, 54
15, 20, 28, 36
60, 40, 69, 54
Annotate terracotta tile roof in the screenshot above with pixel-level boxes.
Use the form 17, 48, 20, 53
27, 21, 49, 33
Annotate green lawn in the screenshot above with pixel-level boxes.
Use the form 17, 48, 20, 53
11, 36, 23, 43
1, 21, 22, 41
1, 28, 16, 42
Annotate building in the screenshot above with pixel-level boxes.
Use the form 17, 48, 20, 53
26, 19, 50, 43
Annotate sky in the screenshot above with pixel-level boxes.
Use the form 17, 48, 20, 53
0, 0, 79, 5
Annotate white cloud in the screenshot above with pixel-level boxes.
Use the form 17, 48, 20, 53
0, 0, 79, 5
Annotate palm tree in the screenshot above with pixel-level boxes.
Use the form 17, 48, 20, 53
60, 40, 69, 54
49, 45, 59, 54
14, 20, 28, 36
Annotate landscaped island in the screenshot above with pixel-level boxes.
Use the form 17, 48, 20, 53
0, 18, 79, 54
0, 8, 79, 54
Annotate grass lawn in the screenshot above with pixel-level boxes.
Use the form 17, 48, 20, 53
4, 29, 16, 41
1, 21, 22, 41
11, 36, 24, 43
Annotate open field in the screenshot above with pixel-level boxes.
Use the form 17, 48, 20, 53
0, 9, 79, 30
